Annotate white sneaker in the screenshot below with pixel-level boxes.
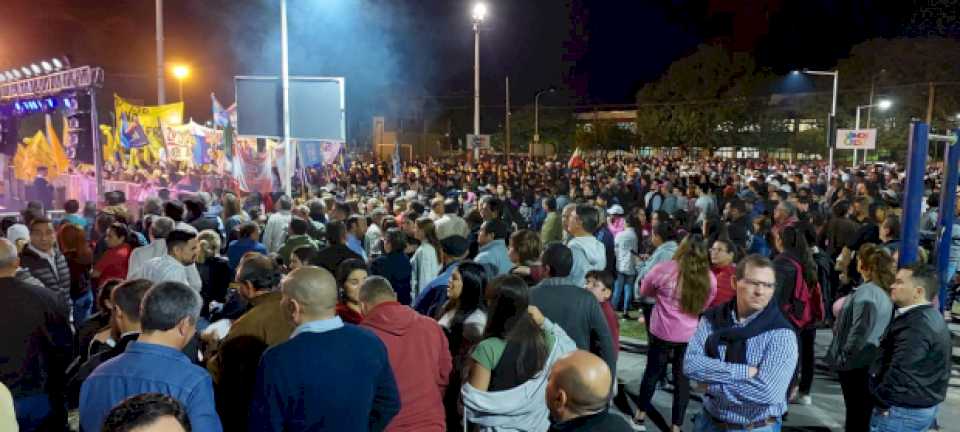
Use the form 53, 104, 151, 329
797, 394, 812, 405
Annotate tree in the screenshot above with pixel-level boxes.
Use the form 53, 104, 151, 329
635, 44, 773, 152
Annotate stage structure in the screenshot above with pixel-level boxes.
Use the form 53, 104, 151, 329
0, 59, 105, 198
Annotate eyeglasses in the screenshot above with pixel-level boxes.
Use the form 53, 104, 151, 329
709, 247, 728, 253
742, 278, 775, 290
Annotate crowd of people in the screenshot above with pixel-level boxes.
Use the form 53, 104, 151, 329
0, 153, 955, 432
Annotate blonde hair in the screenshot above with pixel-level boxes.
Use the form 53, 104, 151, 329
197, 230, 221, 262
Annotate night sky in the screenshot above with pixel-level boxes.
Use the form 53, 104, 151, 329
0, 0, 952, 132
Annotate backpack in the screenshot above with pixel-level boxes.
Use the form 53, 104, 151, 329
782, 256, 825, 329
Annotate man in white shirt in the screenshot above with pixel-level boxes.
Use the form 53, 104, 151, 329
127, 217, 202, 291
130, 230, 200, 289
262, 196, 294, 254
435, 199, 469, 240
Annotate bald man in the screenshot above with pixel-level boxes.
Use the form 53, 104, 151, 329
545, 350, 632, 431
248, 266, 400, 432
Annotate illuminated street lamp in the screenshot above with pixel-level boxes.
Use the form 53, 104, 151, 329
171, 64, 190, 102
472, 2, 487, 160
856, 98, 893, 163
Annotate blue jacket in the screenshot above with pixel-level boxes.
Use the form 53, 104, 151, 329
227, 238, 268, 271
414, 262, 459, 317
474, 239, 512, 277
371, 251, 414, 305
249, 324, 400, 432
79, 342, 222, 432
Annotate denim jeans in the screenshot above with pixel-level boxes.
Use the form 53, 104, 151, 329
870, 405, 938, 432
72, 290, 94, 326
693, 411, 781, 432
612, 273, 637, 312
14, 394, 51, 432
939, 261, 958, 313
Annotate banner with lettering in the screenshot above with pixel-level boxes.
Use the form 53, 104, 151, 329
114, 95, 184, 166
835, 129, 877, 150
232, 137, 275, 194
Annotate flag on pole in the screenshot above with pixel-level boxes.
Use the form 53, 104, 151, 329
211, 93, 236, 128
45, 114, 69, 178
568, 147, 586, 169
392, 143, 401, 179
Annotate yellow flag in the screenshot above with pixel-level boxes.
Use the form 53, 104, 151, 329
46, 115, 69, 179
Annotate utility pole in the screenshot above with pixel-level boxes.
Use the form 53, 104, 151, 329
505, 77, 511, 160
155, 0, 165, 104
926, 82, 935, 125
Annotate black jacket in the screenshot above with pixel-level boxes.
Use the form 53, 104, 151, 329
20, 246, 72, 308
549, 410, 634, 432
870, 304, 951, 409
530, 277, 617, 375
313, 244, 364, 275
0, 277, 72, 400
726, 215, 750, 251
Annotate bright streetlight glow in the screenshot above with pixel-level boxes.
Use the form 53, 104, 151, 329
877, 99, 893, 110
472, 3, 487, 21
171, 65, 190, 80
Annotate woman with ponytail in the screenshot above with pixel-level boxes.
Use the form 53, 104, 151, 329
827, 243, 895, 431
632, 234, 716, 432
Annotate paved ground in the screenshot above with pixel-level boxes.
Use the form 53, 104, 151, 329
611, 324, 960, 431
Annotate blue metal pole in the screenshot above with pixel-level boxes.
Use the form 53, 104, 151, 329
899, 121, 929, 268
935, 128, 960, 311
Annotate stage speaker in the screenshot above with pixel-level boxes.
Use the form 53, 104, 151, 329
69, 94, 93, 163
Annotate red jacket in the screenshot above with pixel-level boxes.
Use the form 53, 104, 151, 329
710, 264, 737, 308
361, 301, 452, 432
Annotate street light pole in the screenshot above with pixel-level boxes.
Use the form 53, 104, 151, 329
471, 3, 486, 161
155, 0, 165, 105
178, 79, 183, 102
803, 70, 839, 180
280, 0, 292, 197
534, 87, 554, 155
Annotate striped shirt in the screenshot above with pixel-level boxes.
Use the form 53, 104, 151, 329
683, 309, 798, 425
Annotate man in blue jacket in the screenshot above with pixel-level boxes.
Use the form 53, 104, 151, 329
79, 281, 222, 432
249, 266, 400, 431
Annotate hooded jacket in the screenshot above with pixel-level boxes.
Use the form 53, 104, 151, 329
362, 302, 452, 432
461, 319, 576, 432
566, 235, 607, 288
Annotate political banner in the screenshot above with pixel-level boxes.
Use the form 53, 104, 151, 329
162, 123, 196, 164
232, 137, 275, 194
114, 95, 184, 166
835, 129, 877, 150
298, 139, 343, 167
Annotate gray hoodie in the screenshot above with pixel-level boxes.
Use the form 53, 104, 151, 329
566, 235, 607, 288
461, 319, 576, 432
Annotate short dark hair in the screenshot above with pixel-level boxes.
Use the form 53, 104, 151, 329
163, 200, 185, 222
543, 197, 557, 212
541, 242, 573, 277
140, 282, 202, 332
101, 393, 191, 432
64, 199, 80, 214
325, 221, 347, 245
444, 199, 459, 214
165, 230, 197, 254
384, 228, 407, 252
652, 221, 672, 242
112, 279, 153, 322
735, 254, 775, 280
409, 201, 426, 215
481, 220, 509, 241
575, 205, 600, 232
903, 262, 939, 301
29, 216, 53, 232
334, 202, 351, 216
238, 221, 259, 239
585, 270, 614, 290
729, 199, 747, 215
346, 214, 364, 232
289, 217, 309, 235
236, 253, 282, 292
484, 197, 503, 218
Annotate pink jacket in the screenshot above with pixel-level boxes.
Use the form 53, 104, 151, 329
640, 260, 717, 343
